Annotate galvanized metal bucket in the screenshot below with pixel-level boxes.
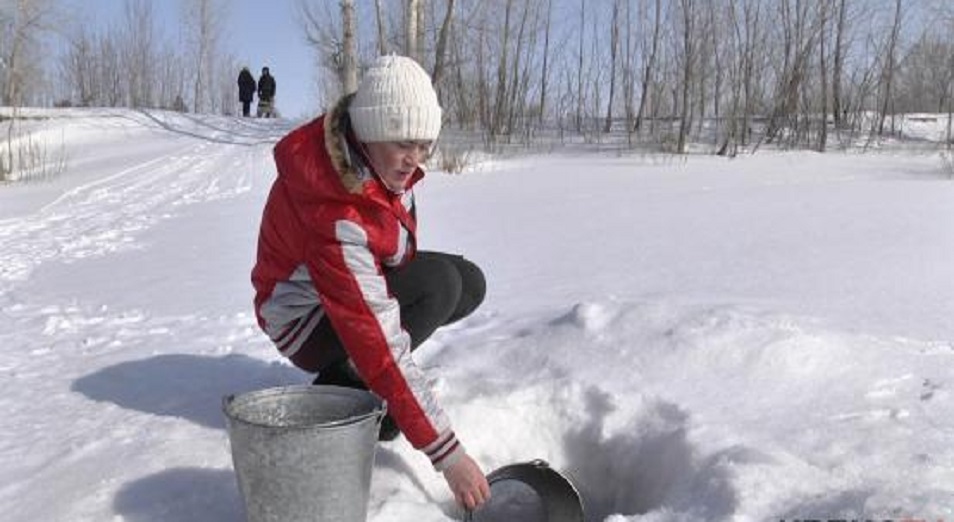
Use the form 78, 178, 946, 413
223, 384, 385, 522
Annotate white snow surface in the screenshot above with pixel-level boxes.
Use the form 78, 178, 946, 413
1, 108, 953, 522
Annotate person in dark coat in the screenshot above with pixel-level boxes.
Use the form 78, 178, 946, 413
237, 67, 256, 117
257, 66, 277, 118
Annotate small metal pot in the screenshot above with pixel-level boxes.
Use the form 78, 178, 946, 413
467, 459, 584, 522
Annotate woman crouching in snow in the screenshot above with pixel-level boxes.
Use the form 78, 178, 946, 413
251, 55, 490, 511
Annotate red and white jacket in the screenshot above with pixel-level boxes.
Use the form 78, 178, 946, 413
251, 97, 462, 470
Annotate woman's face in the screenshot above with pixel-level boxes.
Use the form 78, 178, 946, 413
364, 141, 432, 192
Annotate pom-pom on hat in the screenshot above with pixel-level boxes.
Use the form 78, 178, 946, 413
349, 55, 442, 143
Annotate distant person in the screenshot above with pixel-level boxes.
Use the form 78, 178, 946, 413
172, 94, 187, 113
251, 55, 490, 511
257, 66, 276, 118
237, 67, 256, 117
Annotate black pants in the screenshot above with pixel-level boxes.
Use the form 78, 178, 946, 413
241, 100, 251, 117
291, 251, 485, 374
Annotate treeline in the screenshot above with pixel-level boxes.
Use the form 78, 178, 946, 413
4, 0, 954, 154
305, 0, 954, 153
1, 0, 237, 115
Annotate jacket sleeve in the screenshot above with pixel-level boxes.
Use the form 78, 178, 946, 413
307, 217, 464, 471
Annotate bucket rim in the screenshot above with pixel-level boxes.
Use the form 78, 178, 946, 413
467, 459, 585, 522
222, 384, 386, 431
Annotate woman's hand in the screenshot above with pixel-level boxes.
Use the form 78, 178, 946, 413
442, 453, 491, 511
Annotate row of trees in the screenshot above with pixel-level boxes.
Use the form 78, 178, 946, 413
4, 0, 954, 155
303, 0, 954, 154
1, 0, 236, 114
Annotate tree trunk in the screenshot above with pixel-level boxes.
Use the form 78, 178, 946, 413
741, 0, 760, 147
506, 1, 531, 138
622, 0, 634, 144
576, 0, 585, 133
342, 0, 358, 94
406, 0, 421, 62
416, 0, 426, 61
476, 10, 490, 131
877, 0, 902, 136
492, 0, 514, 137
539, 0, 552, 125
603, 0, 620, 134
374, 0, 388, 55
432, 0, 455, 87
818, 1, 828, 152
634, 0, 661, 134
191, 0, 211, 113
677, 0, 695, 154
832, 0, 846, 127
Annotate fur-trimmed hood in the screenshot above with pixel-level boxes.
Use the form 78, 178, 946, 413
272, 95, 424, 203
322, 94, 367, 194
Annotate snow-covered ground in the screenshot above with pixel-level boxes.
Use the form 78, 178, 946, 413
1, 108, 952, 522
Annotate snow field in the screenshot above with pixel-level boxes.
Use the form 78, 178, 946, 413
0, 108, 952, 521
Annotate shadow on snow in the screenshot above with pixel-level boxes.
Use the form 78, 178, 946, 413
73, 353, 302, 521
71, 352, 302, 429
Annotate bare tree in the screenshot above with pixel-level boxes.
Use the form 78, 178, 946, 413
100, 31, 123, 107
504, 0, 534, 140
2, 0, 58, 107
584, 5, 606, 139
704, 1, 721, 129
898, 33, 954, 113
491, 0, 515, 137
431, 0, 455, 88
818, 0, 829, 152
634, 0, 662, 134
676, 0, 697, 153
120, 0, 158, 108
156, 42, 189, 111
603, 0, 620, 133
299, 0, 358, 104
538, 0, 552, 125
762, 0, 823, 148
576, 0, 585, 132
183, 0, 226, 113
60, 25, 97, 106
374, 0, 389, 55
876, 0, 902, 136
213, 53, 240, 115
713, 0, 754, 151
57, 0, 194, 111
475, 4, 490, 130
286, 0, 944, 154
740, 0, 762, 147
832, 0, 847, 127
696, 0, 717, 138
443, 1, 486, 129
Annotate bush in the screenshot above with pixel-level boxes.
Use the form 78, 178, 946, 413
940, 150, 954, 180
431, 142, 473, 174
1, 120, 68, 183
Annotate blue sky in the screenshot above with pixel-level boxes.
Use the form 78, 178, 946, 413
223, 1, 317, 118
73, 0, 318, 119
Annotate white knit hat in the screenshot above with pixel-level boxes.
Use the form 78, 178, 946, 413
349, 55, 443, 143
